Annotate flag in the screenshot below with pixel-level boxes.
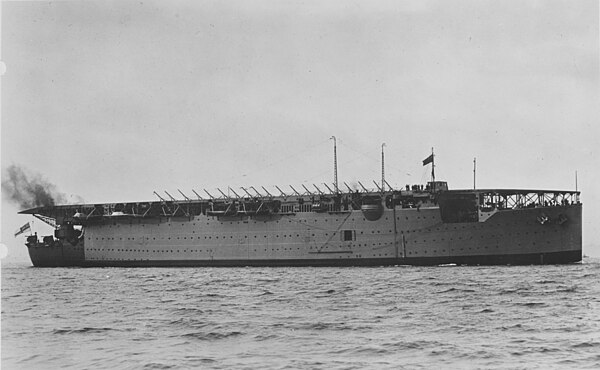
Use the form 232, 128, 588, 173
422, 154, 434, 166
14, 222, 31, 237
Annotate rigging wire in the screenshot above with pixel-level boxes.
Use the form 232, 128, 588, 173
173, 136, 437, 199
337, 139, 415, 188
337, 139, 379, 164
211, 137, 333, 186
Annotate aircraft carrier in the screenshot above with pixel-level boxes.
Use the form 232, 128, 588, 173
20, 177, 582, 267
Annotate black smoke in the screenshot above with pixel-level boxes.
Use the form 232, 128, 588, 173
1, 165, 68, 209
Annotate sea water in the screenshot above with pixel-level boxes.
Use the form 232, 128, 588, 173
2, 259, 600, 369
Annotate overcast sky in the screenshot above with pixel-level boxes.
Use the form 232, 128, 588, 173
1, 0, 598, 262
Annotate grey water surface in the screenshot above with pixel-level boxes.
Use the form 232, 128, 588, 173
2, 259, 600, 369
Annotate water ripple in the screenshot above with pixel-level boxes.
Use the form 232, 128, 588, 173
2, 259, 600, 369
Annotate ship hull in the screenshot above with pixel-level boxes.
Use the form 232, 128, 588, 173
37, 250, 577, 267
26, 204, 582, 267
27, 242, 84, 267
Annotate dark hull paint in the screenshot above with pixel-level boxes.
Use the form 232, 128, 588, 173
28, 249, 581, 267
27, 243, 84, 267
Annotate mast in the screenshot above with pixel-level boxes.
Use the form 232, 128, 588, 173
431, 147, 435, 183
331, 136, 338, 193
381, 143, 386, 193
473, 157, 477, 190
422, 149, 435, 190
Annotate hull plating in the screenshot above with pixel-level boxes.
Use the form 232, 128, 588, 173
27, 204, 582, 267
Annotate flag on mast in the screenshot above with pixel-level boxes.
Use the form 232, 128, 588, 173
422, 153, 434, 166
14, 222, 31, 237
423, 148, 435, 184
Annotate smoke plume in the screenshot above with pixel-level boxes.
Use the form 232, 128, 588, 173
1, 165, 68, 209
